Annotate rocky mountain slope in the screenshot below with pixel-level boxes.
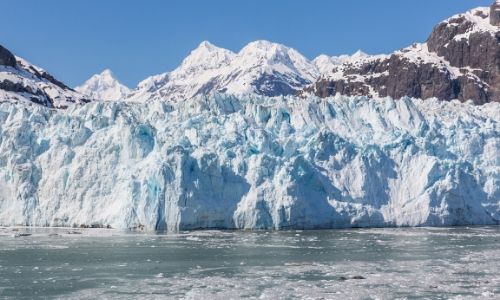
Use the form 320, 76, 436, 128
75, 69, 130, 101
0, 45, 90, 108
305, 4, 500, 104
0, 95, 498, 230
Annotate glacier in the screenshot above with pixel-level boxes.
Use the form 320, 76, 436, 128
0, 95, 498, 231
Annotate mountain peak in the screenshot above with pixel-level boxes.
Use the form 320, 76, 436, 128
180, 41, 235, 71
76, 69, 130, 101
239, 40, 289, 55
238, 40, 297, 68
351, 50, 368, 58
188, 40, 231, 57
0, 44, 17, 67
314, 54, 330, 61
245, 40, 281, 49
99, 69, 114, 77
312, 54, 337, 74
197, 40, 218, 50
87, 69, 122, 86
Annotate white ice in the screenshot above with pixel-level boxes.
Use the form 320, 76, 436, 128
0, 94, 498, 230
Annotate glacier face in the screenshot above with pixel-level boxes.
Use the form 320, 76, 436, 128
0, 95, 498, 231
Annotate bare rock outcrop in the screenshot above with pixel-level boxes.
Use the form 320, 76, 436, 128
305, 2, 500, 104
0, 44, 90, 108
0, 45, 16, 67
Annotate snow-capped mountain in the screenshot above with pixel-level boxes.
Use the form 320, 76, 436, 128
2, 3, 498, 107
75, 69, 130, 101
0, 95, 498, 230
312, 50, 374, 74
218, 40, 319, 96
306, 4, 500, 104
126, 40, 320, 102
0, 3, 498, 231
126, 41, 235, 101
0, 44, 90, 108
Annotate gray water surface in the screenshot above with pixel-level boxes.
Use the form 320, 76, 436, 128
0, 227, 499, 299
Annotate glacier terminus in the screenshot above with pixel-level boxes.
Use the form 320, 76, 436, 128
0, 95, 498, 230
0, 2, 499, 232
2, 2, 500, 299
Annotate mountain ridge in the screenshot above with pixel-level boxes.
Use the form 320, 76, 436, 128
0, 45, 90, 108
1, 2, 499, 107
124, 39, 321, 102
78, 4, 499, 104
306, 5, 500, 104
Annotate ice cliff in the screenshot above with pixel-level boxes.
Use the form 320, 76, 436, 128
0, 95, 498, 230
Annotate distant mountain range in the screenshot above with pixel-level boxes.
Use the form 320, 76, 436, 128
1, 2, 499, 107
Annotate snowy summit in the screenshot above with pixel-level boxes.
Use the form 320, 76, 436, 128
76, 69, 130, 101
126, 40, 321, 102
74, 1, 500, 104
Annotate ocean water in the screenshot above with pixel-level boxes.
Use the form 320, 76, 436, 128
0, 227, 499, 299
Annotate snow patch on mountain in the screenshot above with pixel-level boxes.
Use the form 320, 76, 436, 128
312, 51, 368, 75
75, 69, 131, 101
443, 6, 498, 41
0, 95, 498, 230
0, 55, 89, 108
313, 50, 388, 81
396, 43, 464, 77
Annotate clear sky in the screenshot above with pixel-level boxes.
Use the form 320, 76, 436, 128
0, 0, 492, 88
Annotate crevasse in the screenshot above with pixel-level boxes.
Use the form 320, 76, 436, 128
0, 95, 498, 231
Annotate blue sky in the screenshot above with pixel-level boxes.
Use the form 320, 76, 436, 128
0, 0, 492, 87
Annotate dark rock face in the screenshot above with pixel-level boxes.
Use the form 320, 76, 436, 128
424, 6, 499, 103
20, 62, 73, 91
42, 72, 73, 90
310, 53, 463, 100
491, 1, 500, 26
0, 44, 90, 108
427, 20, 498, 74
0, 45, 16, 67
369, 55, 461, 101
305, 4, 500, 104
0, 79, 54, 107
